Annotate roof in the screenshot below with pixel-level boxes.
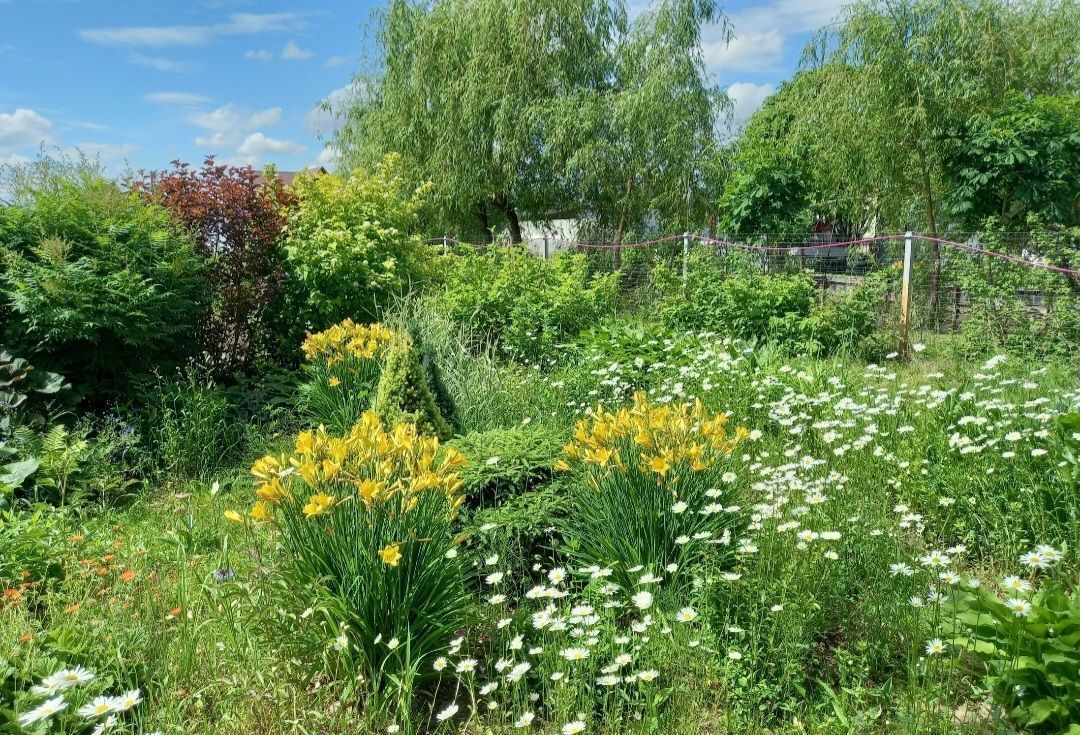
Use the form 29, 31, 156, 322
254, 166, 327, 186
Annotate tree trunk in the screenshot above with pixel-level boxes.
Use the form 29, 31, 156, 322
504, 204, 523, 244
613, 177, 634, 270
476, 205, 491, 245
919, 153, 941, 327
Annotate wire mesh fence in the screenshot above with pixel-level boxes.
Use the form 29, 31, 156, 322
429, 230, 1080, 359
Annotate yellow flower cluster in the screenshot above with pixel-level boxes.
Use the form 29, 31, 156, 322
248, 411, 466, 523
301, 319, 395, 365
558, 392, 747, 476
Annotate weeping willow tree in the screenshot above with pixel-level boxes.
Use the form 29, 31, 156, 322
334, 0, 728, 242
795, 0, 1080, 235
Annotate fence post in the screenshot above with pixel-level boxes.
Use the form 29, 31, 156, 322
682, 232, 690, 291
543, 236, 549, 260
442, 235, 449, 255
898, 231, 915, 360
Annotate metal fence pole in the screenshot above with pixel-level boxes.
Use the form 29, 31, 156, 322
442, 235, 449, 255
543, 236, 549, 260
898, 231, 915, 360
682, 232, 690, 293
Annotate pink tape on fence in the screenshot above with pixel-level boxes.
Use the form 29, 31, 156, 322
425, 232, 1080, 276
917, 235, 1080, 277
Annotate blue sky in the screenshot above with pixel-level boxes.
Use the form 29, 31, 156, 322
0, 0, 847, 175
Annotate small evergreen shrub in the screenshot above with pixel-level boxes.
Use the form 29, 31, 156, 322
450, 424, 564, 503
373, 331, 452, 440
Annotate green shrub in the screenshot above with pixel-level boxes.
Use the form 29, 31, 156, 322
298, 319, 393, 434
0, 507, 67, 587
799, 282, 884, 356
0, 156, 207, 402
373, 331, 452, 440
659, 252, 816, 341
460, 479, 568, 591
141, 364, 242, 481
280, 155, 432, 340
450, 424, 564, 503
436, 248, 619, 365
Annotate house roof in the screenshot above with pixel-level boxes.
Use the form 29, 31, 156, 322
254, 166, 327, 186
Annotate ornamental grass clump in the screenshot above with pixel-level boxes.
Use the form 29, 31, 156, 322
244, 412, 470, 699
299, 319, 395, 433
557, 392, 749, 593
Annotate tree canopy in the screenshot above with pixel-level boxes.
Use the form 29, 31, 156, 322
335, 0, 728, 242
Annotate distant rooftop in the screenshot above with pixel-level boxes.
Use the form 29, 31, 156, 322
254, 166, 328, 187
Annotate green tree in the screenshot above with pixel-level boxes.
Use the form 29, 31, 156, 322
718, 146, 812, 237
553, 0, 729, 242
335, 0, 727, 242
789, 0, 1080, 232
943, 95, 1080, 229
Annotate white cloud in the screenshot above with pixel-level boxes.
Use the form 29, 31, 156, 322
305, 83, 362, 136
64, 120, 110, 131
235, 132, 305, 164
703, 29, 785, 73
0, 108, 54, 148
191, 103, 283, 148
314, 145, 340, 170
80, 12, 303, 48
727, 82, 776, 124
80, 25, 210, 47
281, 41, 314, 61
245, 49, 274, 62
129, 53, 193, 72
709, 0, 847, 74
223, 13, 299, 35
325, 55, 351, 68
143, 91, 212, 106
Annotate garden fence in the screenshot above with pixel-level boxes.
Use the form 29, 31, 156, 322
429, 231, 1080, 359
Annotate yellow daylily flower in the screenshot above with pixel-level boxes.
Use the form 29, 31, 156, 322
379, 543, 403, 567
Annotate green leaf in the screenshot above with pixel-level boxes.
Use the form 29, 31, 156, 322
0, 458, 39, 486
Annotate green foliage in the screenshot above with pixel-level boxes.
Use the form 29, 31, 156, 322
0, 156, 207, 402
280, 156, 432, 338
0, 349, 70, 433
948, 581, 1080, 733
339, 0, 727, 240
948, 217, 1080, 361
141, 365, 243, 481
460, 479, 568, 590
437, 248, 618, 365
944, 94, 1080, 229
450, 424, 564, 503
660, 253, 815, 339
372, 331, 452, 440
742, 0, 1080, 232
799, 278, 888, 356
386, 297, 590, 433
0, 507, 66, 586
719, 147, 812, 236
